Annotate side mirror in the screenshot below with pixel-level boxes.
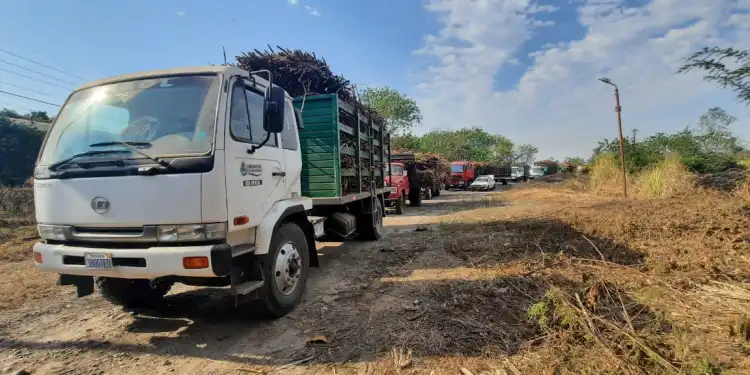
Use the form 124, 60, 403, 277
294, 107, 305, 129
402, 170, 408, 177
264, 86, 286, 134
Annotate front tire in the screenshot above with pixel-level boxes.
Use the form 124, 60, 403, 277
97, 277, 171, 308
259, 222, 310, 318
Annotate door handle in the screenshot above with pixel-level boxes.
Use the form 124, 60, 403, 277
272, 171, 286, 177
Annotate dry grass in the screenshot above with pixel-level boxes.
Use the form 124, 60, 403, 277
325, 185, 750, 374
589, 153, 631, 197
633, 154, 697, 198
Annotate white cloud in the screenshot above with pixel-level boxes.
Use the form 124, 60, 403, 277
413, 0, 750, 159
304, 5, 321, 16
176, 11, 186, 16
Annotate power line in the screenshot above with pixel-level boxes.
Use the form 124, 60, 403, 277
0, 90, 61, 107
0, 80, 61, 99
0, 67, 73, 91
0, 58, 78, 86
0, 47, 87, 81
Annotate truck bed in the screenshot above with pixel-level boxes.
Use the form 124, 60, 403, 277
293, 94, 391, 199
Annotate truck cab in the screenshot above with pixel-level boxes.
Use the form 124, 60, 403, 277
384, 162, 408, 214
31, 66, 385, 317
448, 161, 475, 190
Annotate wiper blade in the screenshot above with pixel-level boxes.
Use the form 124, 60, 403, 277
89, 141, 152, 148
89, 140, 166, 167
48, 150, 133, 171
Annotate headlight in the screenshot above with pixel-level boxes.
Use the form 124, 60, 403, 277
38, 224, 66, 240
157, 223, 227, 242
390, 187, 397, 193
204, 222, 227, 240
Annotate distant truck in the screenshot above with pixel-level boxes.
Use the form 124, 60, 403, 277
391, 152, 441, 200
384, 161, 421, 214
448, 161, 514, 189
511, 165, 530, 182
31, 66, 393, 317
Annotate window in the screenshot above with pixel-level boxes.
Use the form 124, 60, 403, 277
391, 165, 403, 176
451, 164, 464, 173
280, 99, 298, 150
229, 84, 277, 147
39, 75, 219, 166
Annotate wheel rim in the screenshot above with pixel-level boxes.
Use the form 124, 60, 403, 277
374, 202, 383, 233
274, 242, 302, 296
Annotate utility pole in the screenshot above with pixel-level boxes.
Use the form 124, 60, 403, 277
598, 77, 628, 198
631, 128, 639, 143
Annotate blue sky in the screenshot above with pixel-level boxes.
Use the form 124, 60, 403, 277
1, 0, 749, 159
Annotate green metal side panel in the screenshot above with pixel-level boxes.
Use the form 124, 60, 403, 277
293, 95, 340, 198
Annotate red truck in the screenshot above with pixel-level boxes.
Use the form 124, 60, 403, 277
448, 161, 513, 189
447, 161, 476, 190
384, 162, 410, 214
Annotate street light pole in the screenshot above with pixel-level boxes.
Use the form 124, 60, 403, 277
598, 77, 628, 198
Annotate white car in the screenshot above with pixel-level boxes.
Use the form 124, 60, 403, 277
469, 176, 496, 191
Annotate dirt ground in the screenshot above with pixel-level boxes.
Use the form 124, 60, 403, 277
0, 189, 508, 375
1, 185, 749, 375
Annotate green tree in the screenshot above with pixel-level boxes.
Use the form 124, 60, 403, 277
359, 86, 422, 135
565, 156, 586, 165
678, 47, 750, 104
513, 144, 539, 165
391, 133, 422, 151
0, 108, 21, 118
0, 116, 45, 186
25, 110, 51, 122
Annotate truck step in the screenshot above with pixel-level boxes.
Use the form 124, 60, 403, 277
232, 244, 256, 257
308, 215, 326, 239
233, 280, 265, 295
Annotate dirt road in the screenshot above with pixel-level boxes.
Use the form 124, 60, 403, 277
0, 190, 508, 375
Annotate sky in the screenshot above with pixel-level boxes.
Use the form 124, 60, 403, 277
1, 0, 749, 160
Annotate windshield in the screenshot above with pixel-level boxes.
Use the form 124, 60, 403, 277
475, 177, 489, 182
392, 165, 404, 175
512, 167, 522, 173
39, 75, 220, 166
451, 164, 464, 173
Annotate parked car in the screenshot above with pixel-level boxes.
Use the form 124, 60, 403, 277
469, 175, 496, 191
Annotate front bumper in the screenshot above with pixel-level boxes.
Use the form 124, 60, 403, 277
33, 242, 231, 279
470, 185, 489, 190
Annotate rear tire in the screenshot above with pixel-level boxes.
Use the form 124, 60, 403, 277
394, 194, 405, 214
259, 222, 310, 318
433, 186, 441, 197
97, 277, 171, 308
409, 188, 422, 207
359, 198, 384, 241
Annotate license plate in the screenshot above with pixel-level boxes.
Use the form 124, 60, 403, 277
84, 253, 113, 269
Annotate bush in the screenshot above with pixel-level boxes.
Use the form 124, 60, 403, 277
0, 116, 45, 187
633, 154, 696, 198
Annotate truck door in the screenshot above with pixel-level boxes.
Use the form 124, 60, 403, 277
280, 98, 302, 196
225, 78, 286, 229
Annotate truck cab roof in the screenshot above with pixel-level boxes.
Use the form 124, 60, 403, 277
75, 65, 290, 99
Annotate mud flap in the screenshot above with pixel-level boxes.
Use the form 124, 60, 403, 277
58, 274, 94, 297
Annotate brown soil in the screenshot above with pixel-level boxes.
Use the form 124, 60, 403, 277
1, 186, 749, 375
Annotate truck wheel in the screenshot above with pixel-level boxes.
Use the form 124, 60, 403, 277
395, 194, 405, 214
259, 222, 310, 318
409, 188, 422, 207
97, 277, 171, 308
502, 180, 508, 186
433, 186, 441, 197
359, 198, 384, 241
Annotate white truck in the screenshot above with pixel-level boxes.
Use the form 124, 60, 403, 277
31, 66, 392, 317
